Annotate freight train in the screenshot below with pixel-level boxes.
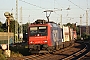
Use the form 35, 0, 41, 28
28, 19, 77, 53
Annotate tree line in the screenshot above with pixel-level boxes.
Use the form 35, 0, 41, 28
0, 20, 28, 35
0, 20, 90, 40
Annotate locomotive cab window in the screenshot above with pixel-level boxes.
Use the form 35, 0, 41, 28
30, 27, 37, 36
30, 26, 47, 36
39, 26, 47, 36
39, 27, 46, 33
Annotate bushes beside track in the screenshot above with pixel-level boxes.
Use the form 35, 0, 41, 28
0, 42, 28, 59
10, 42, 29, 56
0, 49, 6, 60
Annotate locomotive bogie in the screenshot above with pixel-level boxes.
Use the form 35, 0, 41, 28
29, 44, 48, 50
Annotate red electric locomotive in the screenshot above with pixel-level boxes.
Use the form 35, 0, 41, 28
28, 19, 62, 53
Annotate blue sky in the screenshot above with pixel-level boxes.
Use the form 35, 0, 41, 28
0, 0, 90, 25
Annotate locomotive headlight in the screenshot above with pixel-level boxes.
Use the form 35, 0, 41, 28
44, 40, 47, 43
30, 41, 33, 43
30, 41, 34, 44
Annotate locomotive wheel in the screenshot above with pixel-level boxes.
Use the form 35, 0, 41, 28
47, 47, 54, 53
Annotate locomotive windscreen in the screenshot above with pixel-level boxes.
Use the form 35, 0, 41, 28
30, 26, 47, 36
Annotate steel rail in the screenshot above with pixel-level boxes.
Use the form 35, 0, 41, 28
62, 44, 87, 60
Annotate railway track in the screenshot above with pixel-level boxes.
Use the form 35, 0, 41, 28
7, 43, 74, 60
62, 42, 90, 60
77, 42, 90, 60
8, 41, 90, 60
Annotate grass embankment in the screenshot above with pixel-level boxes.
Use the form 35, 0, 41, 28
10, 43, 29, 57
0, 48, 23, 60
0, 49, 6, 60
0, 42, 29, 59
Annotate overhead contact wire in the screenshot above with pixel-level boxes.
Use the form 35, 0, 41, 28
19, 0, 46, 9
68, 0, 85, 11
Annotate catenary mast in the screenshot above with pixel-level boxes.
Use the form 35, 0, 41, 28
15, 0, 18, 43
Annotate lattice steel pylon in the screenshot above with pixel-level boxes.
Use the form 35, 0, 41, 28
15, 0, 18, 43
86, 10, 89, 35
80, 15, 82, 37
19, 7, 23, 41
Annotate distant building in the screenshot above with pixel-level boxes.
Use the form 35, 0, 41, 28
80, 25, 90, 34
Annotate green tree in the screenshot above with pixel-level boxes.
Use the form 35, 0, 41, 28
5, 20, 19, 33
0, 21, 4, 32
63, 23, 77, 31
0, 21, 2, 27
2, 23, 7, 32
9, 20, 15, 32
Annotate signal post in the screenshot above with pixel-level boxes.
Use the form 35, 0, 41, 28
4, 12, 11, 57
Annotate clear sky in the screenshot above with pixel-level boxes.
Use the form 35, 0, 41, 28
0, 0, 90, 25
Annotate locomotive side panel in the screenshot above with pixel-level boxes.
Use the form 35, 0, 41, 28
57, 27, 63, 49
50, 23, 62, 50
